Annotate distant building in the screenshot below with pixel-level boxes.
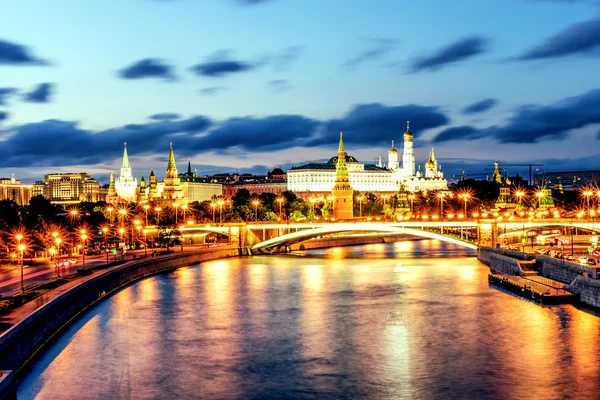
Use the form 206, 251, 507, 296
161, 143, 184, 200
115, 143, 138, 202
34, 173, 105, 204
222, 171, 287, 198
535, 170, 600, 190
0, 175, 33, 205
331, 133, 354, 220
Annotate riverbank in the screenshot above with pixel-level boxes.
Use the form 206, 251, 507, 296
291, 233, 424, 251
0, 246, 239, 399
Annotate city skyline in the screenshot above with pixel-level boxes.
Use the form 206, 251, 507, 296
2, 0, 600, 183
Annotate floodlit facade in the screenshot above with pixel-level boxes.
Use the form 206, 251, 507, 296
115, 143, 138, 202
0, 175, 33, 205
34, 173, 104, 204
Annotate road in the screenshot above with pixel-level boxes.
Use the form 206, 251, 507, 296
0, 245, 212, 297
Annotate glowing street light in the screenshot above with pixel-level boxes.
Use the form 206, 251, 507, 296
155, 207, 162, 225
276, 197, 284, 219
356, 196, 365, 218
217, 200, 225, 223
252, 200, 259, 221
535, 190, 544, 209
18, 243, 26, 293
210, 202, 217, 223
181, 204, 188, 221
408, 194, 415, 213
142, 229, 148, 256
143, 204, 150, 226
173, 203, 180, 224
102, 226, 109, 264
459, 192, 471, 215
81, 232, 88, 268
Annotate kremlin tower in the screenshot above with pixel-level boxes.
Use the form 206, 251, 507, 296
115, 143, 138, 202
331, 132, 354, 220
161, 143, 183, 200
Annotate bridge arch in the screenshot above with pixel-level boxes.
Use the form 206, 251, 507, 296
251, 223, 477, 252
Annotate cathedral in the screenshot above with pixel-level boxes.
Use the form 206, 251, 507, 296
388, 122, 447, 192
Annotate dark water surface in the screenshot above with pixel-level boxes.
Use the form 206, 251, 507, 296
18, 240, 600, 399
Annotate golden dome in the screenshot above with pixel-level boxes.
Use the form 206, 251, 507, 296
404, 121, 413, 141
388, 140, 398, 154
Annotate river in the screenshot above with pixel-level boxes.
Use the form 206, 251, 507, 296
17, 240, 600, 399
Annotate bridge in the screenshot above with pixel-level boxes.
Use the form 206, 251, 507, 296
170, 218, 600, 255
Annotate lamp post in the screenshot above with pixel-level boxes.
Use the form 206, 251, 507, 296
102, 227, 109, 264
181, 204, 188, 221
460, 193, 470, 216
276, 197, 284, 220
136, 225, 142, 251
584, 190, 593, 209
173, 203, 180, 224
217, 200, 224, 223
357, 196, 364, 218
55, 237, 62, 277
437, 192, 446, 218
515, 190, 525, 208
119, 228, 125, 259
211, 202, 216, 223
81, 231, 87, 269
382, 195, 389, 220
143, 229, 148, 256
143, 204, 150, 226
155, 207, 162, 226
535, 190, 544, 209
252, 200, 259, 221
19, 244, 25, 293
408, 194, 415, 213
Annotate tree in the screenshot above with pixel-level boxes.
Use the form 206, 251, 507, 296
289, 210, 306, 222
321, 201, 332, 218
232, 189, 251, 208
154, 225, 181, 250
264, 211, 278, 221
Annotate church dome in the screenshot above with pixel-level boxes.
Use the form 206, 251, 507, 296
388, 140, 398, 154
404, 121, 413, 141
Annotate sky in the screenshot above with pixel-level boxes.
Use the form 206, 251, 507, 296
1, 0, 600, 184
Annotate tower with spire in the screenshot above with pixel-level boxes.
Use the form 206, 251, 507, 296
138, 176, 147, 202
402, 121, 415, 177
425, 148, 437, 179
161, 143, 183, 200
148, 170, 159, 199
331, 132, 354, 220
106, 172, 118, 204
115, 143, 138, 202
388, 140, 399, 170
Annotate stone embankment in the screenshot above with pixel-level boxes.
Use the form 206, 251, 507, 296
291, 234, 423, 251
0, 246, 238, 397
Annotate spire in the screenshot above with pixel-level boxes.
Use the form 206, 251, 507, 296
150, 169, 155, 177
187, 157, 192, 176
392, 139, 395, 149
167, 142, 177, 177
108, 172, 115, 190
338, 131, 345, 154
406, 121, 410, 131
122, 143, 130, 168
430, 148, 436, 162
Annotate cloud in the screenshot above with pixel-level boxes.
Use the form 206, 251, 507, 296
0, 115, 213, 167
118, 58, 176, 80
199, 86, 226, 96
268, 79, 292, 91
148, 113, 181, 121
0, 88, 18, 105
435, 88, 600, 144
190, 51, 258, 78
194, 115, 320, 151
0, 39, 49, 66
308, 103, 449, 147
462, 98, 498, 115
23, 83, 53, 103
343, 38, 398, 70
433, 126, 486, 143
0, 111, 7, 122
410, 36, 488, 72
516, 17, 600, 60
272, 45, 303, 71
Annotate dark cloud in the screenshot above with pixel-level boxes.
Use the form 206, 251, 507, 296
516, 17, 600, 60
190, 51, 256, 77
435, 88, 600, 144
23, 83, 53, 103
462, 98, 498, 115
0, 39, 49, 66
0, 115, 212, 167
308, 103, 449, 147
268, 79, 292, 91
0, 111, 7, 122
199, 86, 226, 96
0, 88, 18, 105
343, 38, 398, 70
148, 113, 181, 121
433, 126, 486, 143
118, 58, 176, 80
195, 115, 319, 151
410, 36, 488, 72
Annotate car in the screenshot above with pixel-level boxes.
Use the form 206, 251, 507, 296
565, 254, 575, 262
579, 256, 589, 265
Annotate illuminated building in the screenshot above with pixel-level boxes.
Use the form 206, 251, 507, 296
331, 132, 354, 220
179, 160, 222, 202
0, 175, 33, 205
34, 173, 105, 204
115, 143, 138, 202
161, 143, 183, 200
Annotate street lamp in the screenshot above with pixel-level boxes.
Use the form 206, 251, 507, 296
276, 197, 284, 220
136, 225, 142, 250
102, 227, 109, 264
181, 204, 188, 221
119, 228, 125, 255
437, 192, 450, 218
583, 189, 593, 209
382, 195, 389, 219
408, 194, 415, 213
81, 231, 87, 269
217, 200, 224, 223
143, 204, 150, 226
142, 229, 148, 256
357, 196, 365, 218
535, 190, 544, 209
252, 200, 259, 221
155, 207, 162, 225
514, 190, 525, 207
173, 203, 180, 224
459, 193, 471, 215
18, 244, 25, 293
210, 202, 217, 223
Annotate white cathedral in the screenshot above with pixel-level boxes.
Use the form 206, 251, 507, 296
114, 143, 138, 202
286, 122, 447, 194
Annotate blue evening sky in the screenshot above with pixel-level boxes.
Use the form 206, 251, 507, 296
1, 0, 599, 183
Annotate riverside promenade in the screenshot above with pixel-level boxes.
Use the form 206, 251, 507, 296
0, 245, 240, 400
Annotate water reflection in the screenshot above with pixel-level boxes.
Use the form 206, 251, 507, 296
18, 240, 600, 400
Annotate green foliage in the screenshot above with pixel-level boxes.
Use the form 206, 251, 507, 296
321, 201, 332, 218
155, 225, 181, 250
263, 211, 278, 221
289, 210, 306, 222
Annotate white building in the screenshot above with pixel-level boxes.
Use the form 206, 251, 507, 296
287, 122, 447, 194
115, 143, 138, 202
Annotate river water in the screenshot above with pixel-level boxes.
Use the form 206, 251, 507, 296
17, 240, 600, 399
